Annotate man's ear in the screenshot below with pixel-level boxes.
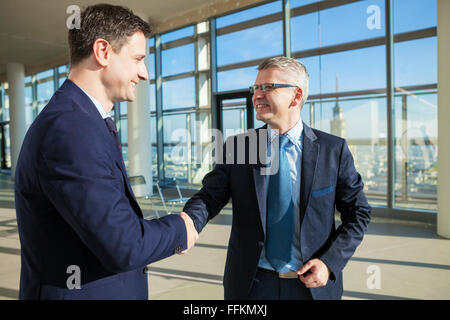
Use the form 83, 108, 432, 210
290, 87, 303, 107
92, 38, 111, 67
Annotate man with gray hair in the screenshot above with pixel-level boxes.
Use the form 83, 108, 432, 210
183, 56, 371, 300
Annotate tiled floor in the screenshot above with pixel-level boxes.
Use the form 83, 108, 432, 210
1, 173, 449, 300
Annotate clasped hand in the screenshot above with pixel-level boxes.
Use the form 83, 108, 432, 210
178, 212, 199, 254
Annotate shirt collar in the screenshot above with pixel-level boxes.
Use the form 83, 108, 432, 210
268, 118, 303, 148
76, 85, 109, 119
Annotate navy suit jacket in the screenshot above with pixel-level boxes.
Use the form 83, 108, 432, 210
183, 123, 371, 300
14, 79, 187, 300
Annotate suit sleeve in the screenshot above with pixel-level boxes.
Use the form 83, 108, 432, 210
37, 111, 187, 273
183, 141, 232, 233
319, 139, 371, 279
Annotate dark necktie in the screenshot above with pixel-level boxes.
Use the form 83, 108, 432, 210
104, 117, 122, 154
265, 134, 294, 271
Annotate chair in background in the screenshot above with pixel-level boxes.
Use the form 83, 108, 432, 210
128, 175, 161, 219
155, 178, 190, 215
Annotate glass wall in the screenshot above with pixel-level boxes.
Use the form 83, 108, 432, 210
2, 0, 438, 215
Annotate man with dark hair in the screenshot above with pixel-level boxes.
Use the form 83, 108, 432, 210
15, 4, 198, 300
183, 56, 371, 300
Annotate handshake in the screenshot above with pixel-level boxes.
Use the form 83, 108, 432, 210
178, 212, 199, 254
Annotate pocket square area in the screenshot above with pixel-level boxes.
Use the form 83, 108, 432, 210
311, 186, 334, 197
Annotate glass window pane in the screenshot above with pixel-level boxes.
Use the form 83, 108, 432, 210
150, 115, 157, 177
321, 0, 385, 47
291, 0, 320, 8
37, 80, 54, 103
393, 0, 437, 34
292, 0, 385, 52
163, 113, 189, 180
162, 43, 195, 77
217, 66, 258, 92
298, 56, 320, 95
312, 96, 388, 206
394, 37, 437, 88
222, 98, 247, 139
37, 69, 53, 81
291, 11, 320, 51
149, 83, 156, 112
320, 45, 386, 94
148, 53, 156, 80
394, 92, 437, 211
161, 26, 194, 44
216, 1, 281, 28
217, 21, 283, 67
119, 118, 128, 145
162, 77, 195, 110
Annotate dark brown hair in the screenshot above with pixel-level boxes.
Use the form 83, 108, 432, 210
68, 4, 152, 66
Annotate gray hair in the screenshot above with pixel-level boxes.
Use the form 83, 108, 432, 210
258, 56, 309, 107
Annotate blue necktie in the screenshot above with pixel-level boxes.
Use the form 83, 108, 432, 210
265, 134, 294, 271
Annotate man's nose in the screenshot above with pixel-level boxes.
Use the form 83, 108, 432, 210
138, 63, 149, 81
253, 88, 265, 98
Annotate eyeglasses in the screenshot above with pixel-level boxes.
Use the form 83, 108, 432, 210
250, 83, 298, 94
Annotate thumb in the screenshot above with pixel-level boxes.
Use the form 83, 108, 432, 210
297, 261, 312, 276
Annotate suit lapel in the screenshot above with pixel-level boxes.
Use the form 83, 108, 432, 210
252, 126, 269, 238
300, 123, 319, 222
64, 79, 142, 217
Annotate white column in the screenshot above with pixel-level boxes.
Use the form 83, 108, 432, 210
7, 62, 26, 179
127, 18, 152, 194
193, 21, 213, 184
437, 0, 450, 239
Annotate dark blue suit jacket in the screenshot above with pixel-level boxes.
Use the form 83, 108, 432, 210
14, 79, 187, 300
183, 124, 371, 300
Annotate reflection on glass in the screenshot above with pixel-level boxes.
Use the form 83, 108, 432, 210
394, 92, 437, 211
311, 96, 388, 206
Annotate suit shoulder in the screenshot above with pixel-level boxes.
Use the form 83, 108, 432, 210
311, 128, 346, 146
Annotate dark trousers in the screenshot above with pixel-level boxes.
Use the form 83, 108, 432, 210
247, 268, 313, 300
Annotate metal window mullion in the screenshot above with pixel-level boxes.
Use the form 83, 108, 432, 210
386, 0, 395, 209
283, 0, 291, 58
155, 34, 165, 182
210, 18, 219, 131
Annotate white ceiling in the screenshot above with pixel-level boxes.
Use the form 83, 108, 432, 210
0, 0, 261, 78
